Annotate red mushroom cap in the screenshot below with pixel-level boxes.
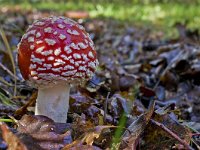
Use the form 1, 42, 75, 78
17, 16, 98, 87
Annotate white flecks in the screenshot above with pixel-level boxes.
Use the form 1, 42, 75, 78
36, 40, 43, 44
31, 71, 37, 76
88, 51, 94, 59
52, 67, 63, 72
70, 43, 80, 50
32, 76, 38, 80
60, 54, 69, 60
78, 42, 88, 49
86, 69, 93, 77
41, 50, 53, 56
63, 18, 76, 25
70, 59, 75, 64
95, 59, 99, 66
88, 61, 96, 69
64, 65, 74, 70
30, 45, 35, 50
28, 37, 34, 43
89, 41, 95, 50
31, 57, 45, 65
35, 21, 45, 26
45, 38, 56, 46
61, 70, 77, 76
64, 45, 72, 54
47, 56, 54, 61
37, 67, 47, 71
78, 24, 85, 30
75, 72, 84, 77
53, 31, 58, 35
30, 64, 37, 69
36, 46, 45, 53
79, 66, 86, 71
54, 47, 61, 56
43, 63, 52, 69
58, 24, 65, 29
73, 53, 81, 59
36, 32, 41, 38
22, 34, 28, 39
54, 59, 65, 66
82, 54, 89, 61
85, 39, 89, 44
67, 29, 80, 35
75, 62, 79, 67
28, 30, 36, 35
59, 34, 66, 40
44, 27, 53, 33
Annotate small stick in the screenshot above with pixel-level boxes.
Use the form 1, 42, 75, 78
150, 119, 193, 150
104, 92, 110, 124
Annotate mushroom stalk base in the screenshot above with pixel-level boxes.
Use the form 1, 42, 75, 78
35, 83, 70, 123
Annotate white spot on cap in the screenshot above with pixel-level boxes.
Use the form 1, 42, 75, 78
59, 34, 66, 40
33, 76, 38, 80
88, 61, 96, 69
31, 71, 37, 76
64, 45, 72, 54
28, 30, 36, 35
58, 24, 65, 29
61, 70, 77, 76
70, 43, 80, 50
28, 37, 34, 43
78, 42, 88, 49
52, 67, 63, 72
88, 51, 94, 59
54, 47, 61, 56
30, 45, 35, 50
47, 56, 54, 61
36, 40, 43, 44
53, 31, 58, 35
43, 63, 52, 69
36, 46, 45, 53
37, 67, 47, 71
70, 59, 75, 64
75, 62, 79, 67
79, 66, 86, 71
45, 38, 56, 46
41, 50, 53, 56
44, 27, 53, 33
61, 54, 70, 60
67, 29, 80, 35
30, 64, 37, 69
35, 21, 45, 26
82, 54, 89, 61
36, 32, 41, 38
64, 65, 74, 70
78, 24, 84, 30
73, 53, 81, 59
54, 59, 65, 66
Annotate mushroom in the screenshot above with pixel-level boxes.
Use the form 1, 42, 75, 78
17, 16, 98, 123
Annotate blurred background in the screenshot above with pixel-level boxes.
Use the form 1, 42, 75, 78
0, 0, 200, 34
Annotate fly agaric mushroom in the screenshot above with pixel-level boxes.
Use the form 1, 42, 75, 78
17, 16, 98, 123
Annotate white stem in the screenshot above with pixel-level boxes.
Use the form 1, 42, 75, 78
35, 83, 70, 123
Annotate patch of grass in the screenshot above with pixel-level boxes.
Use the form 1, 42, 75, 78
1, 1, 200, 30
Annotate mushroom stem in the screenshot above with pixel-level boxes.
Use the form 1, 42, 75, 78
35, 83, 70, 123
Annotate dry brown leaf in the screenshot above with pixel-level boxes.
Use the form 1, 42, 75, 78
0, 122, 28, 150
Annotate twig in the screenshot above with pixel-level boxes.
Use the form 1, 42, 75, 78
150, 119, 193, 150
0, 28, 17, 96
0, 62, 18, 80
104, 91, 110, 124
